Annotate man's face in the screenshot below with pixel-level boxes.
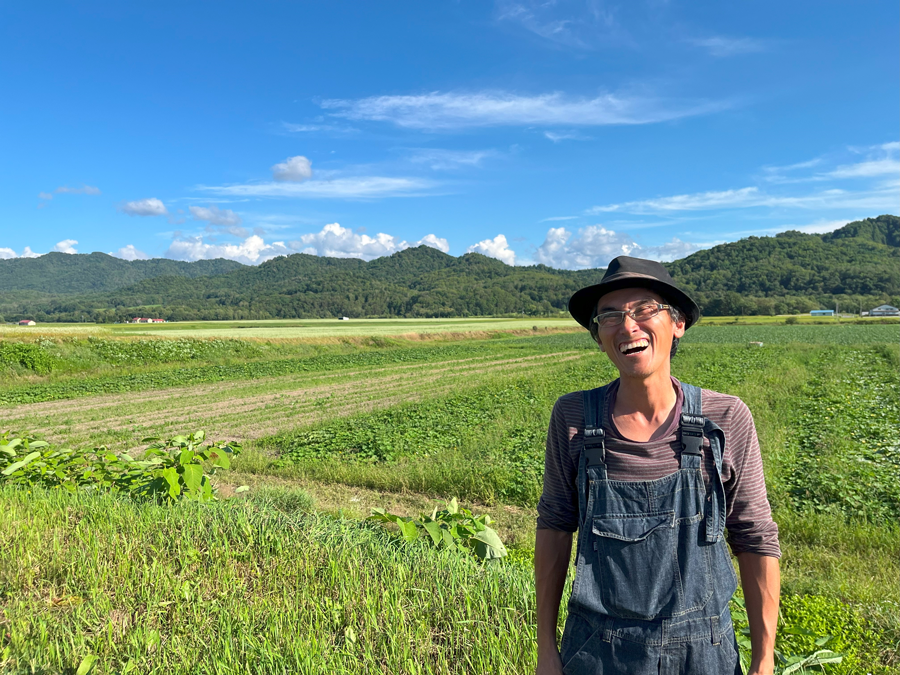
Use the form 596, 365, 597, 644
594, 288, 685, 381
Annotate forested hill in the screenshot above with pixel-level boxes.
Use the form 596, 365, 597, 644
1, 215, 897, 322
668, 214, 899, 314
0, 252, 244, 294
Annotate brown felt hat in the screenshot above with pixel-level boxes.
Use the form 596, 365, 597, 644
568, 256, 701, 330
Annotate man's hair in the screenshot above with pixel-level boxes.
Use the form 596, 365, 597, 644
589, 302, 684, 359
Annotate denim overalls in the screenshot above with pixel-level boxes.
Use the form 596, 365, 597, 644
559, 383, 742, 674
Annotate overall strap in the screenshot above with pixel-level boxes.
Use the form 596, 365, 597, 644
680, 382, 727, 543
582, 386, 607, 468
679, 382, 705, 470
578, 385, 609, 527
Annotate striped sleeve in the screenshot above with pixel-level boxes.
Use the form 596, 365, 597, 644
706, 391, 781, 558
536, 394, 582, 532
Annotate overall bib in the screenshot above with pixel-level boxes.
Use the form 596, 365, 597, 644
559, 383, 742, 675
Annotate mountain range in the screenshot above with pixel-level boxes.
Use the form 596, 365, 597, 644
1, 215, 897, 322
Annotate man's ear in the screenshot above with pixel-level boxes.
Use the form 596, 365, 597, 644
673, 319, 686, 339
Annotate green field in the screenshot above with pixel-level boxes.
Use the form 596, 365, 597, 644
1, 324, 898, 674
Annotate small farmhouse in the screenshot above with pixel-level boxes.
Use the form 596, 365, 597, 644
870, 304, 899, 317
18, 319, 36, 326
810, 310, 834, 316
131, 317, 166, 323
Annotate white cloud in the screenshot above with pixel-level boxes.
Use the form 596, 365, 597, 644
56, 185, 101, 195
321, 90, 727, 130
120, 198, 168, 217
689, 36, 767, 57
272, 155, 313, 182
38, 192, 53, 200
0, 246, 41, 259
52, 239, 78, 254
540, 215, 579, 222
408, 148, 496, 170
112, 244, 149, 261
165, 223, 449, 265
199, 176, 436, 199
416, 233, 451, 253
466, 234, 516, 265
534, 225, 712, 269
293, 223, 448, 259
167, 235, 291, 265
190, 204, 248, 237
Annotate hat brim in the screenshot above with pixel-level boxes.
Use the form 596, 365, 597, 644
568, 273, 700, 330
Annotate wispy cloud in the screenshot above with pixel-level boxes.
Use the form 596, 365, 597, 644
544, 130, 590, 142
56, 185, 101, 195
189, 205, 248, 237
407, 148, 498, 170
540, 215, 579, 222
199, 176, 438, 200
282, 122, 359, 134
688, 36, 768, 57
495, 0, 632, 50
591, 141, 900, 215
321, 90, 729, 130
589, 185, 899, 214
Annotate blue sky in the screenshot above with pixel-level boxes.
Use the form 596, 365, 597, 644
1, 1, 897, 268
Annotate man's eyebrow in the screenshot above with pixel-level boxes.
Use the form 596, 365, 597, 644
598, 305, 619, 313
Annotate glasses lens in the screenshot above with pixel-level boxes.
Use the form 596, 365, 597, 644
632, 304, 660, 321
597, 312, 624, 327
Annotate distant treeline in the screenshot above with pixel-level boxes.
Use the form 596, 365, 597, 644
1, 215, 898, 322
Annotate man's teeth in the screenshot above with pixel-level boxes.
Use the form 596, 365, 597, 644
619, 339, 649, 354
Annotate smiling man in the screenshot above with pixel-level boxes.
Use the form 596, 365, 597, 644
535, 257, 781, 675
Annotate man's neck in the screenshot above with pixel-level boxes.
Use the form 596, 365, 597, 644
612, 370, 677, 441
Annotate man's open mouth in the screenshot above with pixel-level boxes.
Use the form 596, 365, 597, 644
619, 338, 649, 355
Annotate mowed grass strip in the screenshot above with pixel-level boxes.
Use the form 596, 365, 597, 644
0, 487, 540, 675
5, 350, 586, 449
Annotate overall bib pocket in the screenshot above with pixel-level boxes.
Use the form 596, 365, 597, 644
591, 511, 677, 620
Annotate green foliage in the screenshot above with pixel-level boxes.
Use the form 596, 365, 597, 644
368, 498, 508, 561
0, 430, 239, 502
0, 341, 54, 374
780, 349, 900, 522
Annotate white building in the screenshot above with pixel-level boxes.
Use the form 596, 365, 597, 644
870, 304, 899, 317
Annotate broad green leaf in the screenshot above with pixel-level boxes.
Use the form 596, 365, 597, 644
397, 519, 419, 542
178, 449, 195, 466
441, 528, 457, 551
161, 467, 181, 499
234, 485, 249, 493
471, 527, 508, 558
447, 497, 458, 515
421, 520, 443, 546
28, 441, 49, 449
182, 464, 203, 493
194, 430, 206, 442
1, 451, 41, 476
211, 451, 231, 470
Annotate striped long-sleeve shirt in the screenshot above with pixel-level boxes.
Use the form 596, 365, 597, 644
536, 377, 780, 558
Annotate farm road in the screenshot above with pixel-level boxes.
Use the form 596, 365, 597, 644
7, 350, 584, 449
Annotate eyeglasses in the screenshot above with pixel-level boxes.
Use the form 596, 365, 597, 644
592, 302, 672, 329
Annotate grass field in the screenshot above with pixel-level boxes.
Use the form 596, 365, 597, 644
1, 323, 898, 674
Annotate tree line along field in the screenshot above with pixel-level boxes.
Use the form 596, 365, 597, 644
1, 323, 898, 674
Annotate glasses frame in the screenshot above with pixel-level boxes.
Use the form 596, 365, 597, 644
592, 302, 673, 329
